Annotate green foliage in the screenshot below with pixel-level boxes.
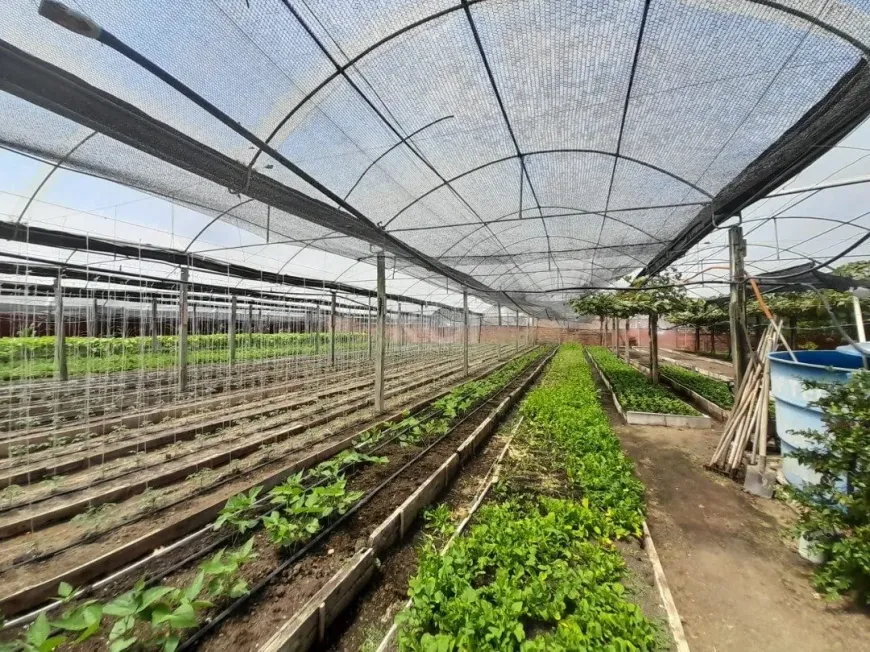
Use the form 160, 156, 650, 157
666, 298, 727, 331
587, 347, 699, 417
0, 614, 66, 652
397, 346, 660, 651
199, 537, 257, 599
423, 504, 455, 538
786, 371, 870, 604
660, 365, 733, 409
0, 332, 368, 380
519, 346, 646, 535
103, 578, 211, 652
398, 499, 658, 651
214, 487, 262, 534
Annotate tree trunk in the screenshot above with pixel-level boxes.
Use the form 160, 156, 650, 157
789, 316, 797, 350
694, 326, 700, 352
710, 328, 716, 354
603, 316, 609, 349
599, 315, 604, 345
649, 314, 660, 383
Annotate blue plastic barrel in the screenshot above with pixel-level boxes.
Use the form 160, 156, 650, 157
768, 350, 864, 487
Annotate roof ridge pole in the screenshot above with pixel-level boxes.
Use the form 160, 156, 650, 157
463, 289, 469, 377
729, 225, 749, 388
374, 253, 386, 413
53, 270, 67, 381
178, 266, 189, 393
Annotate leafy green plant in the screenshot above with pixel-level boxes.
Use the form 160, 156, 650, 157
214, 487, 262, 534
660, 365, 733, 409
587, 347, 698, 416
786, 371, 870, 604
423, 504, 455, 538
103, 578, 211, 652
396, 346, 659, 651
199, 537, 257, 599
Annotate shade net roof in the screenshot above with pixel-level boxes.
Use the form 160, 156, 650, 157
2, 0, 870, 318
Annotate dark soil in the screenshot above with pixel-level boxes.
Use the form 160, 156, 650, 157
194, 353, 546, 652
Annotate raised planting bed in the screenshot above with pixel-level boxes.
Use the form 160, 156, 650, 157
0, 348, 546, 631
655, 348, 732, 381
374, 345, 684, 652
0, 349, 522, 605
587, 347, 711, 429
659, 364, 733, 421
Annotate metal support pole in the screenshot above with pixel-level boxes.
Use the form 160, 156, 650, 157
496, 303, 502, 359
228, 294, 237, 365
420, 303, 425, 349
853, 296, 866, 342
151, 295, 159, 352
191, 303, 197, 336
649, 314, 660, 383
87, 296, 97, 339
729, 225, 749, 388
367, 296, 373, 360
374, 253, 386, 413
515, 310, 520, 352
54, 271, 67, 381
178, 267, 189, 392
624, 317, 630, 363
247, 303, 253, 348
329, 290, 337, 367
462, 289, 469, 377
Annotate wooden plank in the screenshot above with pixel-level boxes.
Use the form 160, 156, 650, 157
259, 549, 375, 652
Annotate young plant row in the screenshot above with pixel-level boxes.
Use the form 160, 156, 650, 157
0, 333, 369, 381
0, 350, 542, 650
587, 346, 699, 416
397, 345, 662, 651
660, 364, 734, 409
0, 332, 367, 363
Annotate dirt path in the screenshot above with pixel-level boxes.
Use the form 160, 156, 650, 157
609, 414, 870, 651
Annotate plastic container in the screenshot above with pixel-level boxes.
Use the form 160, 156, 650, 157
768, 350, 863, 487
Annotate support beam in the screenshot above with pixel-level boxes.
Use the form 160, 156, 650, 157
374, 253, 386, 413
329, 290, 337, 367
515, 309, 520, 352
649, 314, 660, 383
624, 317, 630, 363
463, 289, 469, 377
87, 296, 97, 339
367, 296, 373, 360
247, 303, 254, 348
729, 225, 749, 388
53, 271, 67, 381
228, 295, 237, 365
178, 267, 189, 392
150, 296, 159, 352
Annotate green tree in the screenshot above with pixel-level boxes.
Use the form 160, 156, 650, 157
787, 371, 870, 605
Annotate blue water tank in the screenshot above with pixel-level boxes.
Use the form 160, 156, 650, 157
768, 350, 864, 487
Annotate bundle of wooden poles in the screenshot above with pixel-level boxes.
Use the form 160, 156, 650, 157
708, 319, 780, 475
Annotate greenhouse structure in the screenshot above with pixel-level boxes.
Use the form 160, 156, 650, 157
0, 1, 869, 650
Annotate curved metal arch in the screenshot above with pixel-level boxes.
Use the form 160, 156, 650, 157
16, 130, 97, 225
433, 201, 664, 272
472, 235, 648, 290
382, 149, 714, 231
452, 228, 648, 279
247, 0, 869, 174
183, 198, 255, 253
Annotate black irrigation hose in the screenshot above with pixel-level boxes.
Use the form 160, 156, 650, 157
177, 351, 543, 651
